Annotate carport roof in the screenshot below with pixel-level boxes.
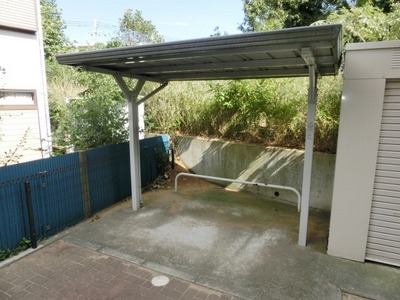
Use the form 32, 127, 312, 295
56, 24, 342, 82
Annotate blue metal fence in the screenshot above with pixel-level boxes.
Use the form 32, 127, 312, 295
0, 153, 83, 250
86, 143, 131, 213
0, 135, 169, 250
140, 135, 170, 187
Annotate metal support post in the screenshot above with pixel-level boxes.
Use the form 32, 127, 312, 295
127, 80, 145, 211
114, 75, 145, 211
298, 66, 318, 246
113, 75, 168, 211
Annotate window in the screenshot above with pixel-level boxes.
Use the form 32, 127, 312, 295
0, 90, 36, 110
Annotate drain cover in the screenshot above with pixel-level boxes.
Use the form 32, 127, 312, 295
151, 275, 170, 287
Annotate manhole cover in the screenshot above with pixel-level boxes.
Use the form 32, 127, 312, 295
151, 275, 170, 287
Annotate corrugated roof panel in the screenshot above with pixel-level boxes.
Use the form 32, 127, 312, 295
57, 24, 342, 81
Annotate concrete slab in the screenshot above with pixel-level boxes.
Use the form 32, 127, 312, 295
60, 175, 400, 300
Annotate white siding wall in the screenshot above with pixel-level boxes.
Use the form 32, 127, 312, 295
0, 109, 42, 164
0, 0, 38, 32
0, 0, 51, 164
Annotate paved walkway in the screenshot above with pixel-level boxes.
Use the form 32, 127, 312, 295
0, 240, 236, 300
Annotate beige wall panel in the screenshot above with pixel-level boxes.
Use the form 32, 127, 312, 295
328, 78, 386, 261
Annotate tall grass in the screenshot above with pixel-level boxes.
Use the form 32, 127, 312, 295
145, 76, 342, 153
145, 81, 213, 135
46, 61, 342, 154
46, 62, 85, 152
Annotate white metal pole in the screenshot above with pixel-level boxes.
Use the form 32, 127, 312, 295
127, 99, 141, 211
298, 66, 318, 246
128, 80, 145, 211
114, 75, 145, 211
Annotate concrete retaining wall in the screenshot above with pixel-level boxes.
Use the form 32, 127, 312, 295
176, 136, 336, 211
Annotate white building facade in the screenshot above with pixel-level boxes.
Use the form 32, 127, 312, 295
0, 0, 51, 165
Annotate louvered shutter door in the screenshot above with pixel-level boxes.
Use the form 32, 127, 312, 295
366, 80, 400, 267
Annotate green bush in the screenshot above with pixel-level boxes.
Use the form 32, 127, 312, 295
145, 76, 342, 153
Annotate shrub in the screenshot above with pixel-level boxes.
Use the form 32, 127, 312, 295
145, 76, 342, 153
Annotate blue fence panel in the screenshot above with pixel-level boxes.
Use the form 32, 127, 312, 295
86, 143, 131, 214
0, 153, 84, 249
0, 182, 26, 250
140, 135, 169, 187
0, 135, 169, 250
30, 157, 84, 238
87, 135, 169, 213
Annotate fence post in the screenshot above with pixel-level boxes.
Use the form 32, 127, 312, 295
24, 182, 37, 249
79, 151, 91, 218
170, 142, 175, 170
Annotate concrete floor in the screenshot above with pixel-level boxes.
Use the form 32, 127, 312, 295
57, 175, 400, 300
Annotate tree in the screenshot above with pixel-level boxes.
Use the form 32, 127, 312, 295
355, 0, 398, 13
211, 26, 229, 37
43, 7, 164, 152
240, 0, 400, 42
110, 9, 164, 47
240, 0, 350, 31
318, 2, 400, 43
66, 78, 128, 150
40, 0, 68, 60
56, 9, 164, 151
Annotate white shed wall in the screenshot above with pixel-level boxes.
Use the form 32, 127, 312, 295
328, 41, 400, 262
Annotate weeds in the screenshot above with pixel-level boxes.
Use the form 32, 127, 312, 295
0, 238, 31, 262
145, 77, 342, 153
47, 61, 342, 154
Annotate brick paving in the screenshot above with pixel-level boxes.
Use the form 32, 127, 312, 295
0, 240, 237, 300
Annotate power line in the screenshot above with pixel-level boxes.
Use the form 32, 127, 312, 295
65, 19, 118, 44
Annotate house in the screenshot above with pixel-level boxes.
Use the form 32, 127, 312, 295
0, 0, 51, 165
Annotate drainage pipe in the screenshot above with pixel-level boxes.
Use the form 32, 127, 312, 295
174, 173, 301, 212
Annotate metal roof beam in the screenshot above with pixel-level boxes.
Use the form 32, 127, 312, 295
127, 40, 334, 63
300, 48, 319, 74
151, 67, 338, 81
113, 75, 145, 101
137, 81, 169, 105
81, 65, 165, 83
120, 56, 334, 74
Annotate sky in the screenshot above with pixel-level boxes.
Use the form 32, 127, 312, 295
56, 0, 245, 45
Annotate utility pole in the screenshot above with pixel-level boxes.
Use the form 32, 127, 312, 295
91, 18, 98, 45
